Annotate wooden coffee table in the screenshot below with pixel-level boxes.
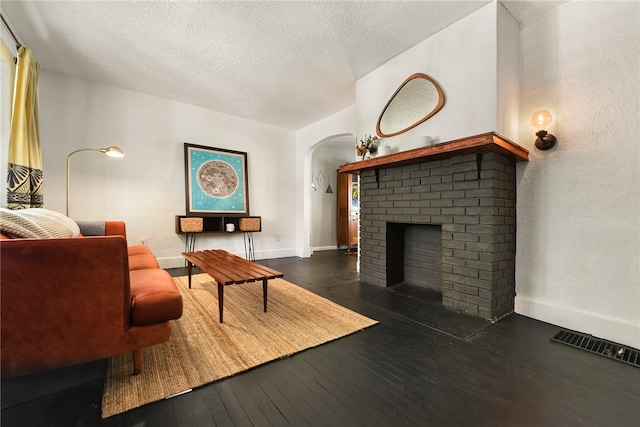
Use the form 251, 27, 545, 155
181, 249, 283, 323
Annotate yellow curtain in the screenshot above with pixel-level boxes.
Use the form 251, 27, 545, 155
7, 46, 42, 209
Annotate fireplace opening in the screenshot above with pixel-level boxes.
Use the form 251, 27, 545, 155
386, 223, 442, 291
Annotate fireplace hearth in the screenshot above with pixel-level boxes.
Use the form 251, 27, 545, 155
340, 133, 528, 320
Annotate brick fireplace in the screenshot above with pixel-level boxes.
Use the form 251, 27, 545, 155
339, 133, 529, 320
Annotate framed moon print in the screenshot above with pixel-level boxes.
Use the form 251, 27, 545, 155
184, 143, 249, 215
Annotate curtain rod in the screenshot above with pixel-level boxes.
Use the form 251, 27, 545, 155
0, 13, 23, 49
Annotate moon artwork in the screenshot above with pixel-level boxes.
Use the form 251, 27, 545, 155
186, 145, 248, 214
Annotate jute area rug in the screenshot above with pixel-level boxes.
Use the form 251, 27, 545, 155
102, 273, 378, 418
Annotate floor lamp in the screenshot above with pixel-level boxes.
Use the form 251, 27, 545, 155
66, 146, 124, 216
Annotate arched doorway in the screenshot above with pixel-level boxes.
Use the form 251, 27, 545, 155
301, 134, 354, 257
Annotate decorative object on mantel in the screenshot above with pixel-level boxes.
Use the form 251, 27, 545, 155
356, 134, 379, 160
376, 73, 445, 138
416, 135, 433, 147
377, 138, 391, 156
530, 110, 557, 150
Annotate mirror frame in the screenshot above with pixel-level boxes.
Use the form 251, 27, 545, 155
375, 73, 445, 138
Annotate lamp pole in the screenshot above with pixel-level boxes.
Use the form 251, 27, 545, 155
65, 146, 124, 217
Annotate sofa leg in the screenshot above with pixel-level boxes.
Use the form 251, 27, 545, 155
133, 349, 142, 375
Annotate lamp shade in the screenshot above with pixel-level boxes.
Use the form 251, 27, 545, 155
101, 146, 124, 157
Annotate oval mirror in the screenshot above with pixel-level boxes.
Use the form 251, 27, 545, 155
376, 73, 445, 138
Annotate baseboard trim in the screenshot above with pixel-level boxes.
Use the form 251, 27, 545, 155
515, 296, 640, 349
311, 245, 339, 252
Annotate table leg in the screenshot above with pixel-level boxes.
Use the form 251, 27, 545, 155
187, 261, 192, 289
218, 282, 224, 323
263, 278, 268, 312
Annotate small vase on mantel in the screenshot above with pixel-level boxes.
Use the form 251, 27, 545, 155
377, 138, 391, 156
356, 145, 367, 160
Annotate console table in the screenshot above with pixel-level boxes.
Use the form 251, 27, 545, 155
175, 215, 261, 260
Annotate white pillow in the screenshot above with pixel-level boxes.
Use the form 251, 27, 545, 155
0, 207, 80, 238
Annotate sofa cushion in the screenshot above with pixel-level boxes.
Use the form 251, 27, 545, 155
129, 269, 183, 326
128, 245, 160, 270
128, 245, 152, 256
75, 221, 106, 236
129, 253, 160, 270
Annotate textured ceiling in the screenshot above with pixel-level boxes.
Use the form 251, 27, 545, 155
1, 1, 566, 130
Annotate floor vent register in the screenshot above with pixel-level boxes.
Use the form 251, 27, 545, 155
551, 329, 639, 368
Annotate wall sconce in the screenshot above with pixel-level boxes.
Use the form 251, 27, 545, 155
530, 110, 557, 150
66, 146, 124, 216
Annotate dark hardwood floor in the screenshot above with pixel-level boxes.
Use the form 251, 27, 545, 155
2, 250, 639, 426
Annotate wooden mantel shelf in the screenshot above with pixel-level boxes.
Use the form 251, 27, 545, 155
339, 132, 528, 174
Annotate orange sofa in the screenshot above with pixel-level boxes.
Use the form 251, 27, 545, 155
0, 219, 183, 379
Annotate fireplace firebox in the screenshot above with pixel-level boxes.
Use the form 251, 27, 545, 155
386, 223, 442, 291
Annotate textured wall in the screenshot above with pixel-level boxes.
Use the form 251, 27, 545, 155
356, 3, 499, 149
516, 1, 640, 348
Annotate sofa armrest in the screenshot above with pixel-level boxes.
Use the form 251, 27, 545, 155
105, 221, 126, 238
0, 236, 132, 377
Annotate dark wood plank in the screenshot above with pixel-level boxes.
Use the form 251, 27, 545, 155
256, 378, 311, 427
213, 382, 253, 427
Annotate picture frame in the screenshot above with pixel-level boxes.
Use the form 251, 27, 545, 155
184, 143, 249, 215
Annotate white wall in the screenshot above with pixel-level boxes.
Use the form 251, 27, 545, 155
38, 71, 298, 266
516, 1, 640, 348
496, 2, 520, 141
310, 142, 353, 250
356, 3, 500, 149
295, 105, 356, 257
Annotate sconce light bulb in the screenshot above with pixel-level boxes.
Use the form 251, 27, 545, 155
532, 110, 557, 151
530, 110, 553, 129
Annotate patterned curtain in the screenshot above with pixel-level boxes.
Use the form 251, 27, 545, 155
7, 46, 42, 209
